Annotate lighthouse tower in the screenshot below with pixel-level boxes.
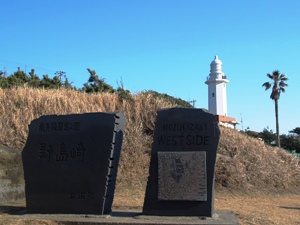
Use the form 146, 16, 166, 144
205, 55, 229, 116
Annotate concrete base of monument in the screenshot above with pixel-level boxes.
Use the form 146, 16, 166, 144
0, 209, 239, 225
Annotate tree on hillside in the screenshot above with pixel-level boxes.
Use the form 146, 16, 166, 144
0, 71, 9, 88
0, 67, 39, 88
242, 127, 260, 138
116, 79, 132, 102
280, 134, 300, 153
262, 70, 288, 147
145, 90, 193, 108
7, 67, 29, 87
287, 127, 300, 153
259, 127, 276, 145
40, 74, 62, 89
83, 69, 115, 93
289, 127, 300, 136
28, 69, 40, 88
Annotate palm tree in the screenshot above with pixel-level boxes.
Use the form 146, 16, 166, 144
262, 70, 288, 147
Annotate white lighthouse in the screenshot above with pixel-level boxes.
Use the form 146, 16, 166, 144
205, 56, 237, 129
205, 55, 229, 116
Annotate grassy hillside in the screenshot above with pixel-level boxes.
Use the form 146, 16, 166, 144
0, 87, 299, 192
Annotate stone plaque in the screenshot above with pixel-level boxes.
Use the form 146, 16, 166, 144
22, 112, 125, 215
158, 151, 207, 201
142, 108, 220, 217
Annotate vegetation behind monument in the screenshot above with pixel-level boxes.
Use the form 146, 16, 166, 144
0, 87, 299, 193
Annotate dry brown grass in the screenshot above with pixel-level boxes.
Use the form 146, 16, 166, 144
0, 87, 299, 191
1, 189, 299, 225
216, 127, 300, 193
215, 192, 300, 225
112, 188, 300, 225
1, 87, 300, 224
0, 87, 172, 187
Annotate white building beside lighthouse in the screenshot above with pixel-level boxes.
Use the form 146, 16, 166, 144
205, 55, 238, 129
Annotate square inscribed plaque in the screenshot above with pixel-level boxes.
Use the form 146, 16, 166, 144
157, 151, 207, 201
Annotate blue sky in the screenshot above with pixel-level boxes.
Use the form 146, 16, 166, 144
1, 0, 299, 134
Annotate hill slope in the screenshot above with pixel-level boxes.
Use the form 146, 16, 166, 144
0, 87, 299, 193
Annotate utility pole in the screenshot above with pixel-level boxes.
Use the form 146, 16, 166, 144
189, 100, 196, 107
240, 113, 243, 131
55, 71, 66, 82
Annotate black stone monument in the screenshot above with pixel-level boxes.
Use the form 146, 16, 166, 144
142, 108, 220, 217
22, 112, 125, 215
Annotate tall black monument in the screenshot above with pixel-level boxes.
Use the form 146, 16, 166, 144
22, 112, 125, 215
142, 108, 220, 217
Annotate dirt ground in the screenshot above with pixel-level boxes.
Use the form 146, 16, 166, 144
214, 192, 300, 225
113, 188, 300, 225
0, 189, 299, 225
